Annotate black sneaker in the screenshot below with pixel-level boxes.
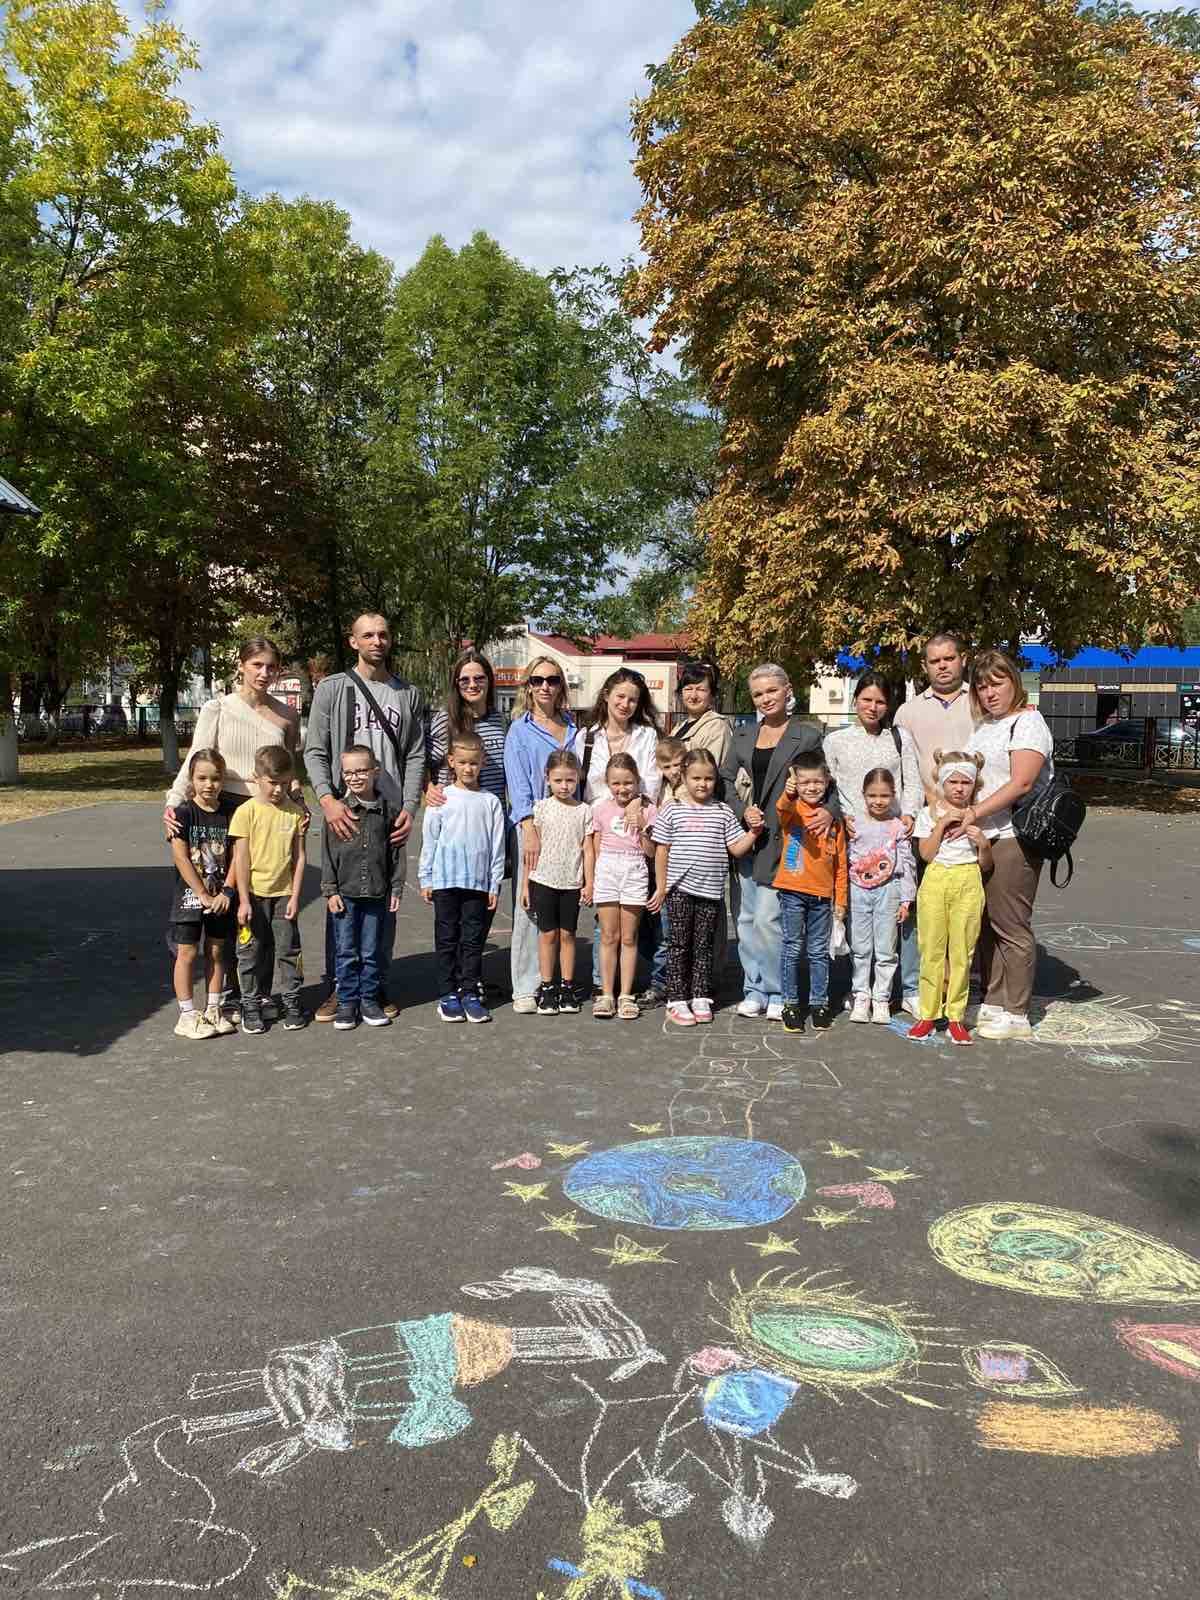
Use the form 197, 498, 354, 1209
241, 1004, 266, 1035
811, 1004, 835, 1031
781, 1004, 806, 1033
535, 982, 560, 1016
282, 1006, 308, 1030
333, 1002, 359, 1031
637, 987, 666, 1010
557, 982, 581, 1014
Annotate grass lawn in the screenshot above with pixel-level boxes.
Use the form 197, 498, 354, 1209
0, 742, 173, 823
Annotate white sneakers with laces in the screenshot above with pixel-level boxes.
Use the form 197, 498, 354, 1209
174, 1010, 216, 1041
849, 994, 871, 1024
765, 1000, 785, 1022
736, 997, 765, 1018
871, 999, 892, 1025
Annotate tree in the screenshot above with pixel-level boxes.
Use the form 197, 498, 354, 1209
630, 0, 1200, 673
1183, 602, 1200, 644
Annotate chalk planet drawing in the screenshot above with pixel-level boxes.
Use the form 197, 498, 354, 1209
563, 1136, 807, 1232
975, 1401, 1181, 1457
1114, 1319, 1200, 1380
929, 1203, 1200, 1303
960, 1341, 1083, 1398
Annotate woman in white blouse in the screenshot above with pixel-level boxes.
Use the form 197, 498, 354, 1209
823, 671, 920, 828
961, 649, 1055, 1042
574, 669, 663, 805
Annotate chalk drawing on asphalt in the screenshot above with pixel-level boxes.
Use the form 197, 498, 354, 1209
960, 1341, 1083, 1398
504, 1180, 551, 1204
804, 1206, 861, 1230
539, 1209, 598, 1241
563, 1136, 807, 1232
663, 1012, 841, 1140
492, 1152, 542, 1170
974, 1401, 1180, 1457
1114, 1318, 1200, 1380
1037, 923, 1200, 954
865, 1166, 922, 1183
547, 1141, 592, 1160
747, 1232, 804, 1258
591, 1235, 677, 1268
824, 1141, 863, 1159
818, 1182, 897, 1210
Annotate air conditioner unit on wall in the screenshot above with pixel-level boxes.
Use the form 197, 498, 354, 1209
566, 672, 583, 687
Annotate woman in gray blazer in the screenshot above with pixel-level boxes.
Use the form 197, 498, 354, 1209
718, 664, 836, 1019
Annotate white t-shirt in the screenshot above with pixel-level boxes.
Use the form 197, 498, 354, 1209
913, 804, 980, 867
530, 796, 592, 890
967, 709, 1055, 841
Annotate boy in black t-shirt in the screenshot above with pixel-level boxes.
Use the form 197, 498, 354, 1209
170, 749, 239, 1040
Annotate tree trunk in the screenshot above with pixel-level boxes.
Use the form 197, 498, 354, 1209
0, 671, 19, 786
159, 665, 181, 773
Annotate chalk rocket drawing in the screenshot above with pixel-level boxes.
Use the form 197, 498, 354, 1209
1, 1416, 255, 1595
183, 1268, 665, 1477
1037, 924, 1200, 954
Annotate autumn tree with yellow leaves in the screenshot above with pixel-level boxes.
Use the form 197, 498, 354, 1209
629, 0, 1200, 671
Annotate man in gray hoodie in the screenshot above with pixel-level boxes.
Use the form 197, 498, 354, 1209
304, 614, 426, 1018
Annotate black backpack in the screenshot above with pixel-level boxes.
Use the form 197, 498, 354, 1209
1009, 718, 1086, 887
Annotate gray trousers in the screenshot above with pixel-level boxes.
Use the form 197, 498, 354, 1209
237, 894, 302, 1006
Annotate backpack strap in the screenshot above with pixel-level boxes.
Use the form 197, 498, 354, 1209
1049, 850, 1074, 889
581, 726, 597, 785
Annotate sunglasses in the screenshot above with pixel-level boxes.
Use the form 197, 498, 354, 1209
457, 675, 489, 687
528, 674, 562, 687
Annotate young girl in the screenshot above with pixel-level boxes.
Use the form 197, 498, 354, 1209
909, 751, 992, 1046
848, 769, 916, 1025
586, 755, 657, 1019
650, 749, 760, 1027
522, 750, 592, 1016
169, 749, 238, 1040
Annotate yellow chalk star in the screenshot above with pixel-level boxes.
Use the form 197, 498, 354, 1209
805, 1205, 860, 1230
538, 1210, 596, 1241
824, 1141, 863, 1159
629, 1122, 664, 1135
546, 1140, 591, 1160
866, 1166, 921, 1183
591, 1234, 676, 1267
748, 1231, 803, 1258
503, 1181, 550, 1204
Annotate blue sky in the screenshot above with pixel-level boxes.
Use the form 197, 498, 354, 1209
156, 0, 698, 273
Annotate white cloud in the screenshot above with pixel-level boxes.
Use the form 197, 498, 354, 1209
149, 0, 696, 273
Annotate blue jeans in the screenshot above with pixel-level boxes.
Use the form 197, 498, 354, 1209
735, 861, 783, 1007
639, 899, 670, 993
850, 880, 901, 1001
778, 890, 832, 1007
331, 897, 387, 1004
326, 904, 395, 994
898, 907, 919, 1000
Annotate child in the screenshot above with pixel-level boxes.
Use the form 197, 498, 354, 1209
772, 753, 848, 1033
522, 749, 592, 1016
418, 730, 507, 1023
586, 754, 657, 1019
909, 751, 992, 1046
321, 744, 407, 1032
231, 746, 308, 1035
848, 769, 916, 1025
655, 736, 687, 803
649, 749, 760, 1027
637, 736, 689, 1009
169, 748, 238, 1040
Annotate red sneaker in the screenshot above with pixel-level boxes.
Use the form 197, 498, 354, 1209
947, 1020, 973, 1046
908, 1019, 937, 1040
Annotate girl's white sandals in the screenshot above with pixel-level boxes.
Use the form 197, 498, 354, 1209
617, 993, 640, 1020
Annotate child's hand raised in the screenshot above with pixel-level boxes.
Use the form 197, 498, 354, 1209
784, 772, 798, 799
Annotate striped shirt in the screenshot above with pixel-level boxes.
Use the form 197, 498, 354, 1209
427, 710, 507, 803
651, 801, 745, 900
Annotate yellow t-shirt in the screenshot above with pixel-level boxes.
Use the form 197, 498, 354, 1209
229, 797, 304, 897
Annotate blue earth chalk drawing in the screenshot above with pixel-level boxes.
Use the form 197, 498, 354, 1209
563, 1136, 807, 1231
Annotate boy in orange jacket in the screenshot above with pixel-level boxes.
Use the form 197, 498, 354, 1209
773, 752, 848, 1033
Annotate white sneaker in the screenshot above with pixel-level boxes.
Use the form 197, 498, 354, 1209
737, 997, 765, 1018
871, 999, 892, 1025
203, 1005, 237, 1036
512, 995, 538, 1015
666, 1001, 697, 1027
174, 1010, 216, 1041
849, 994, 871, 1024
977, 1012, 1011, 1040
765, 1000, 785, 1022
977, 1002, 1004, 1024
691, 998, 713, 1023
900, 994, 920, 1019
1005, 1012, 1034, 1039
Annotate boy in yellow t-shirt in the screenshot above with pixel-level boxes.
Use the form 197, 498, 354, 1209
230, 745, 308, 1035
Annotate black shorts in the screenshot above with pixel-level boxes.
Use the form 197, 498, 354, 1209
171, 913, 234, 947
528, 882, 581, 934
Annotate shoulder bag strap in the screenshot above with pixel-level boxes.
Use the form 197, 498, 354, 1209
890, 725, 902, 756
1050, 850, 1074, 889
347, 670, 404, 767
581, 726, 597, 785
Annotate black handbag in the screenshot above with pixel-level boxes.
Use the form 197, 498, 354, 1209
1008, 717, 1086, 888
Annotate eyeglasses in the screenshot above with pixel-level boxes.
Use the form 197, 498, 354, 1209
528, 674, 562, 687
457, 675, 488, 687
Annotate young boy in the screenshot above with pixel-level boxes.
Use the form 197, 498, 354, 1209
231, 745, 308, 1035
773, 753, 848, 1033
418, 730, 507, 1023
655, 736, 687, 803
321, 743, 407, 1032
636, 736, 690, 1010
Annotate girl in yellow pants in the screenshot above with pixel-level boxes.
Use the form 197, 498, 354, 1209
909, 753, 992, 1045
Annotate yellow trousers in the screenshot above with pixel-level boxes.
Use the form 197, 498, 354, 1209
916, 861, 985, 1022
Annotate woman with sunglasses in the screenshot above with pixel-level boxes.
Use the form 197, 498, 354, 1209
503, 657, 578, 1013
426, 650, 507, 804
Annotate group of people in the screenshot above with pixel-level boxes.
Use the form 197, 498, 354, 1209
162, 615, 1057, 1046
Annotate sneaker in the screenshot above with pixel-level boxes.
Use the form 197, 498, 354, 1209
379, 995, 400, 1019
282, 1006, 308, 1031
871, 999, 891, 1025
203, 1005, 237, 1037
557, 983, 581, 1014
691, 998, 713, 1024
512, 995, 538, 1015
781, 1004, 806, 1033
241, 1005, 266, 1036
360, 999, 391, 1027
637, 987, 666, 1010
736, 997, 765, 1018
947, 1019, 973, 1046
976, 1002, 1004, 1025
977, 1013, 1011, 1040
765, 1000, 785, 1022
262, 997, 280, 1022
315, 991, 339, 1023
849, 994, 871, 1025
174, 1010, 217, 1041
535, 982, 560, 1016
1005, 1012, 1034, 1039
334, 1002, 359, 1031
462, 989, 492, 1024
810, 1004, 835, 1030
438, 994, 465, 1022
666, 1001, 697, 1027
908, 1018, 937, 1040
900, 994, 920, 1019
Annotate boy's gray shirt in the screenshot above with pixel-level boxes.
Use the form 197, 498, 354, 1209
319, 793, 407, 900
304, 670, 425, 813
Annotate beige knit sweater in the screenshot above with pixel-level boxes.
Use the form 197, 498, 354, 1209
165, 692, 297, 806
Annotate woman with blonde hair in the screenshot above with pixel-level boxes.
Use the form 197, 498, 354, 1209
503, 656, 577, 1013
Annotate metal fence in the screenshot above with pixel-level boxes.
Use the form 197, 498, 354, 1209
17, 706, 198, 743
1043, 714, 1200, 774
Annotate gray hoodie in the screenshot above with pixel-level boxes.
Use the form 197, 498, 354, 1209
303, 670, 425, 813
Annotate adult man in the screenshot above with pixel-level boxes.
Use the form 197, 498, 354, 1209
304, 614, 425, 1020
892, 631, 976, 1010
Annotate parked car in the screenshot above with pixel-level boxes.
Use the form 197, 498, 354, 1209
97, 705, 128, 734
1074, 717, 1200, 765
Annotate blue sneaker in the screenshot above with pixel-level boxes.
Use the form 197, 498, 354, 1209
360, 999, 391, 1027
333, 1002, 358, 1031
461, 988, 491, 1024
438, 994, 465, 1023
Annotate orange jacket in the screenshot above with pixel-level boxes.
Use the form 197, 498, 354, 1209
772, 793, 848, 912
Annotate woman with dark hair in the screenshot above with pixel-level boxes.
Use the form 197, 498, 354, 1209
574, 669, 663, 806
674, 660, 733, 770
426, 650, 507, 803
823, 672, 920, 832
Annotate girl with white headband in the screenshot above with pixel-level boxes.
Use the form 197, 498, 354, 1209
908, 750, 992, 1046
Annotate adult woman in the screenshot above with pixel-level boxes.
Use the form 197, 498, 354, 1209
823, 671, 920, 828
962, 649, 1055, 1041
503, 656, 577, 1014
165, 637, 303, 833
674, 660, 733, 771
574, 669, 663, 805
426, 650, 507, 803
719, 664, 835, 1019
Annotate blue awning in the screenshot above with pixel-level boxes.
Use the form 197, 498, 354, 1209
1022, 645, 1200, 671
0, 474, 41, 515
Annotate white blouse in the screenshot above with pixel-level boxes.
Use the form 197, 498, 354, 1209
574, 722, 663, 806
967, 709, 1055, 840
823, 722, 921, 823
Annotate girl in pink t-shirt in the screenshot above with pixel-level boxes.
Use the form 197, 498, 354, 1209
586, 754, 657, 1020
